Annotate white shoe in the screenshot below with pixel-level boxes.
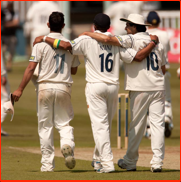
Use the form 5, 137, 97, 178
144, 128, 151, 139
92, 161, 102, 170
151, 167, 162, 172
41, 169, 54, 172
61, 144, 76, 169
96, 167, 115, 173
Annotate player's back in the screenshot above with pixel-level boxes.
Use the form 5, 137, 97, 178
32, 33, 79, 85
122, 32, 166, 91
71, 32, 122, 85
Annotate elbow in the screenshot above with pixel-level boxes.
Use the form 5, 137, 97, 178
134, 55, 142, 62
63, 42, 71, 51
27, 65, 36, 73
104, 37, 111, 43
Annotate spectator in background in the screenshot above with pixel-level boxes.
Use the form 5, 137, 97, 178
24, 1, 61, 50
1, 48, 11, 136
104, 1, 144, 35
1, 1, 19, 72
145, 11, 173, 138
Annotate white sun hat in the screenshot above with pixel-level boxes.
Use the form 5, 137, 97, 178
120, 14, 151, 26
3, 93, 14, 121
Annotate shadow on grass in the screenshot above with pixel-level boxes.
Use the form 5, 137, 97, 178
167, 136, 180, 139
54, 170, 128, 173
119, 169, 180, 173
25, 169, 181, 173
5, 134, 34, 137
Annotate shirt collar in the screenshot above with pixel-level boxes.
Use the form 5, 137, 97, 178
48, 32, 62, 36
94, 30, 113, 37
135, 32, 149, 36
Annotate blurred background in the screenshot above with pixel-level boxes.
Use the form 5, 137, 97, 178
1, 1, 180, 64
1, 0, 180, 146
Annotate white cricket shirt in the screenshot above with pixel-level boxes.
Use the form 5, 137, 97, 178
69, 31, 137, 85
29, 33, 80, 91
147, 28, 170, 63
116, 32, 166, 91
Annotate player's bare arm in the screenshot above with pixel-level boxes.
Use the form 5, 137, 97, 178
33, 36, 72, 51
81, 32, 159, 48
80, 32, 120, 46
161, 65, 166, 75
133, 42, 156, 62
12, 62, 38, 102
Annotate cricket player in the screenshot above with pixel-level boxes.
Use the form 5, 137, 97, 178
146, 11, 173, 138
1, 48, 11, 136
12, 12, 80, 172
24, 1, 61, 49
81, 14, 166, 173
1, 2, 19, 72
33, 13, 156, 173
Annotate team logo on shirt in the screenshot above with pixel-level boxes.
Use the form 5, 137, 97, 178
116, 36, 123, 43
30, 56, 35, 60
70, 40, 75, 45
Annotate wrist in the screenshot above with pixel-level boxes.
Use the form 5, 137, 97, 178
53, 39, 61, 49
43, 36, 47, 42
151, 39, 158, 45
150, 41, 156, 47
18, 87, 24, 92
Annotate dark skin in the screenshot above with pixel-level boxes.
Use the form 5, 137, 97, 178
12, 23, 78, 102
33, 24, 156, 63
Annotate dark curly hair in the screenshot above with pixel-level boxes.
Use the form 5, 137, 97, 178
49, 12, 64, 32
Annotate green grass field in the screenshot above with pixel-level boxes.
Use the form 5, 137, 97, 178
1, 60, 180, 180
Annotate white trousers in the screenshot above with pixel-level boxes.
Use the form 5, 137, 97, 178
38, 89, 75, 171
124, 91, 165, 169
146, 71, 173, 130
85, 82, 119, 169
1, 74, 10, 123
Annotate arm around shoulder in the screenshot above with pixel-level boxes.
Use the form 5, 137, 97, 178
161, 65, 166, 75
133, 42, 155, 62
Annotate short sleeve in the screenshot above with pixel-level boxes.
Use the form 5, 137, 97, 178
115, 35, 133, 48
29, 44, 42, 63
120, 47, 137, 64
69, 35, 90, 56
